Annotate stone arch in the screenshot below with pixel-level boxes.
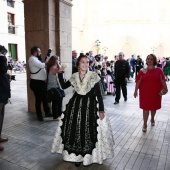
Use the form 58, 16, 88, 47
156, 42, 170, 57
121, 43, 132, 59
116, 35, 141, 59
156, 44, 164, 58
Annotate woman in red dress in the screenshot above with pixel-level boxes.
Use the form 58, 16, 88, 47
134, 54, 168, 132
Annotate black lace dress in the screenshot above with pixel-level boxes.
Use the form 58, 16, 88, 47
51, 71, 114, 165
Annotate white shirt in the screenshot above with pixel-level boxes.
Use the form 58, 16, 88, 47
28, 55, 46, 81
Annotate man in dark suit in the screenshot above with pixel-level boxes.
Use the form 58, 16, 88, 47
114, 52, 130, 104
135, 55, 144, 78
0, 45, 11, 151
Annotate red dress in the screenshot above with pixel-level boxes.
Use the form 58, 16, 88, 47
136, 68, 165, 110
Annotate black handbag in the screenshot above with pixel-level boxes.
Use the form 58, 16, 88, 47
48, 87, 65, 101
47, 73, 65, 99
55, 87, 65, 98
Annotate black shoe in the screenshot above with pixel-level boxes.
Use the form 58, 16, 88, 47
124, 98, 127, 101
37, 116, 44, 122
75, 162, 81, 167
114, 101, 119, 104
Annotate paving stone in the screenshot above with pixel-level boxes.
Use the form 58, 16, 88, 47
132, 153, 145, 170
0, 74, 170, 170
165, 162, 170, 170
148, 156, 159, 170
139, 154, 152, 170
157, 157, 166, 169
124, 151, 140, 170
116, 150, 133, 169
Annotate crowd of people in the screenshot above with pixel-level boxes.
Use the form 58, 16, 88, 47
0, 44, 169, 167
72, 50, 131, 100
7, 56, 26, 74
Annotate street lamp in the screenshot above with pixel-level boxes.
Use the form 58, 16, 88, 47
95, 40, 101, 54
151, 46, 157, 53
102, 46, 108, 55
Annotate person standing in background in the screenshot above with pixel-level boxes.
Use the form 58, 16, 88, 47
163, 57, 170, 81
135, 55, 144, 78
7, 56, 13, 75
114, 52, 130, 104
89, 50, 95, 61
72, 50, 78, 74
28, 46, 51, 121
46, 55, 64, 120
0, 45, 11, 151
130, 54, 136, 76
161, 57, 166, 70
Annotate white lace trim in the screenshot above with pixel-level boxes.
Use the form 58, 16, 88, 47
51, 113, 114, 166
69, 71, 101, 95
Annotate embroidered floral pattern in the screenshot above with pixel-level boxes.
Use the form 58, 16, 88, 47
51, 73, 114, 166
69, 71, 100, 95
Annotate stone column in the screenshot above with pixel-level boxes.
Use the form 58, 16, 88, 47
24, 0, 72, 112
55, 0, 72, 77
55, 0, 73, 109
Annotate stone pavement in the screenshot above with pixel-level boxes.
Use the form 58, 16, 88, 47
0, 73, 170, 170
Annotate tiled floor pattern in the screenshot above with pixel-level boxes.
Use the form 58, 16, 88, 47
0, 73, 170, 170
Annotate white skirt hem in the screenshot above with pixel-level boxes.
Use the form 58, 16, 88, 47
51, 113, 114, 166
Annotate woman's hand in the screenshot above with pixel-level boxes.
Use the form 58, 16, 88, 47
162, 88, 168, 95
134, 90, 138, 98
125, 77, 128, 81
59, 66, 65, 72
99, 112, 105, 120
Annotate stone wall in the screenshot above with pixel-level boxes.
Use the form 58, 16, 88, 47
24, 0, 73, 113
72, 0, 170, 59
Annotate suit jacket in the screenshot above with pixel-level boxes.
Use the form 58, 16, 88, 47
0, 55, 11, 103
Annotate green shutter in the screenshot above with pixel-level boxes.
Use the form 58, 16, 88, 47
11, 44, 17, 60
8, 44, 11, 54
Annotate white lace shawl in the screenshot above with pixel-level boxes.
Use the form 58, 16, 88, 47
69, 71, 101, 95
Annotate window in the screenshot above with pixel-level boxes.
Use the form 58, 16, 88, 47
8, 13, 15, 34
8, 44, 18, 61
7, 0, 15, 8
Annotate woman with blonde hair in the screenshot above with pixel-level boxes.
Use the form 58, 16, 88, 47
134, 54, 168, 132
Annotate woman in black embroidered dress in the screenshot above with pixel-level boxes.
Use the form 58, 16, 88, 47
51, 54, 114, 167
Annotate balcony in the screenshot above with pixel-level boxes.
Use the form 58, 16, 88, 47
8, 25, 15, 34
7, 0, 15, 8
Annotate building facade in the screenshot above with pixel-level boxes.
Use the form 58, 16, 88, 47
0, 0, 25, 62
72, 0, 170, 60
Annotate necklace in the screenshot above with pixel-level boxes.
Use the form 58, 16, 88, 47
79, 71, 87, 85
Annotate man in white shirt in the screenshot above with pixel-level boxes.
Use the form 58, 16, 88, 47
28, 46, 51, 121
